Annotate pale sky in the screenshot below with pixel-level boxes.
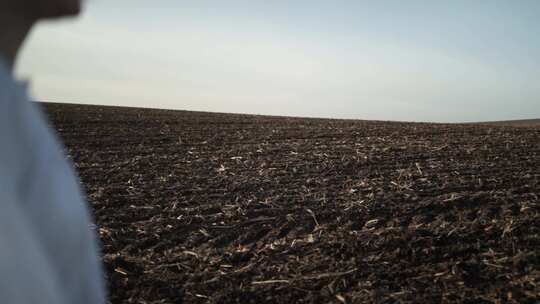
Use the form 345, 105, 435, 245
16, 0, 540, 122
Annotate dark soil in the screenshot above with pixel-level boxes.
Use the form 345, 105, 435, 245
42, 102, 540, 303
480, 119, 540, 127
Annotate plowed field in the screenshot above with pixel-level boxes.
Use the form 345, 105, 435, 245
43, 103, 540, 304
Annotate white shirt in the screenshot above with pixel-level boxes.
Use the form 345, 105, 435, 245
0, 59, 105, 303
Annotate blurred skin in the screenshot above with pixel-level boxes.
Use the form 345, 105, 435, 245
0, 0, 81, 69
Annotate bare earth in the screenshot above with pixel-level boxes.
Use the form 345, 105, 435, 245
43, 103, 540, 304
478, 119, 540, 128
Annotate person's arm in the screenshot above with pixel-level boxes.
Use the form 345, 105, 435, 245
0, 59, 105, 304
18, 96, 106, 304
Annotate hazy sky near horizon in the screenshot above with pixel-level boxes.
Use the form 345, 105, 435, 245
17, 0, 540, 122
